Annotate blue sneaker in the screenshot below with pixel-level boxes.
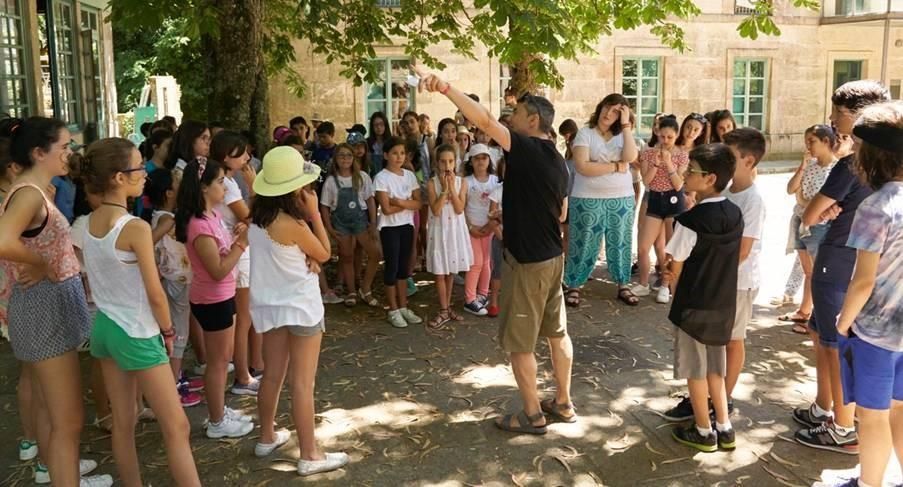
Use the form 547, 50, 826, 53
406, 277, 418, 297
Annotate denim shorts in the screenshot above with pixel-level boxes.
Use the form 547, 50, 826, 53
808, 279, 848, 349
789, 215, 828, 256
840, 333, 903, 410
646, 189, 686, 220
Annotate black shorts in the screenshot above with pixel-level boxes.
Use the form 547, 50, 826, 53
190, 297, 236, 332
646, 189, 686, 220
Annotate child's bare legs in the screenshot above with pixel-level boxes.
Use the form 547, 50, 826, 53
796, 250, 814, 317
233, 288, 255, 386
99, 360, 141, 486
32, 352, 84, 487
636, 216, 663, 287
289, 332, 325, 461
18, 363, 36, 442
355, 232, 380, 296
257, 328, 290, 445
91, 359, 111, 423
188, 315, 206, 368
136, 365, 199, 486
337, 235, 357, 296
687, 378, 712, 430
249, 329, 264, 372
811, 338, 835, 414
827, 346, 855, 428
445, 275, 455, 308
204, 325, 236, 423
725, 339, 745, 399
435, 274, 450, 310
859, 405, 893, 487
489, 278, 501, 309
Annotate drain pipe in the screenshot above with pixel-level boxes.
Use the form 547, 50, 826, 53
881, 0, 892, 83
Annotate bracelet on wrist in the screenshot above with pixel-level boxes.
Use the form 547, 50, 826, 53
232, 241, 247, 252
161, 328, 176, 338
439, 82, 451, 95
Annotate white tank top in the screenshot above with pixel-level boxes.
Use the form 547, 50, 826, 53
84, 214, 159, 338
248, 224, 324, 332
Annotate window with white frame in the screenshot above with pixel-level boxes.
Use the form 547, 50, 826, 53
80, 6, 103, 135
621, 58, 661, 134
732, 59, 768, 130
52, 0, 81, 127
499, 64, 511, 112
364, 58, 415, 134
0, 0, 31, 117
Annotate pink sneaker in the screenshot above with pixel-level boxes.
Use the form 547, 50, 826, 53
180, 390, 202, 408
185, 377, 204, 392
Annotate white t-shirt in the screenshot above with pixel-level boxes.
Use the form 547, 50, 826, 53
570, 127, 633, 199
373, 168, 419, 229
465, 174, 500, 227
218, 176, 244, 232
665, 197, 727, 262
725, 183, 765, 290
320, 172, 374, 210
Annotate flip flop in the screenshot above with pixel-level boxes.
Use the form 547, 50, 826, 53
565, 288, 581, 307
494, 410, 547, 435
541, 398, 578, 423
791, 323, 810, 335
778, 312, 810, 324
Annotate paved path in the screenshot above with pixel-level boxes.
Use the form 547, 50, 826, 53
0, 172, 885, 486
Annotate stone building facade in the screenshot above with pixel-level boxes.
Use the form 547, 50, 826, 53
270, 0, 903, 158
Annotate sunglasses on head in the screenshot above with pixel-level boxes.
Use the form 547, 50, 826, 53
688, 113, 707, 123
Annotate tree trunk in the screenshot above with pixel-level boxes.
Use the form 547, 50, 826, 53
205, 0, 269, 147
508, 55, 540, 97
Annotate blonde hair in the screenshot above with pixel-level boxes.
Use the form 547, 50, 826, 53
328, 142, 362, 192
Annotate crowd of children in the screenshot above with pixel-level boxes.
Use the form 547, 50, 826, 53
0, 74, 902, 486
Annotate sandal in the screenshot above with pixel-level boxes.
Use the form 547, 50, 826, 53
778, 311, 810, 323
427, 309, 452, 333
565, 288, 581, 307
495, 410, 547, 435
617, 287, 639, 306
358, 289, 379, 307
343, 294, 357, 307
541, 398, 578, 423
791, 323, 810, 335
448, 308, 464, 321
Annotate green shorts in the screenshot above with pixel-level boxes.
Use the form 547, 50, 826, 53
90, 311, 169, 371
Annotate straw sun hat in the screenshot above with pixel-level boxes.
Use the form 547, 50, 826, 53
253, 146, 321, 197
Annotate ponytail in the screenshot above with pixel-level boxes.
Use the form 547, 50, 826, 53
175, 158, 221, 242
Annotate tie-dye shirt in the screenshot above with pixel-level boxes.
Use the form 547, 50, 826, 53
847, 181, 903, 352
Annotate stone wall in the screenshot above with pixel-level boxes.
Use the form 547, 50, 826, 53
269, 12, 903, 159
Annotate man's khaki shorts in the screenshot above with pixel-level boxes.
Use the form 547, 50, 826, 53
498, 251, 568, 353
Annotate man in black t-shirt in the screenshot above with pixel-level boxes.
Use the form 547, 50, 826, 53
795, 80, 889, 454
416, 67, 573, 434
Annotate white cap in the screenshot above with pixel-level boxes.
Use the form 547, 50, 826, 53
468, 143, 492, 158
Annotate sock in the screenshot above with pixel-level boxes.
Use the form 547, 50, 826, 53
833, 423, 855, 436
858, 480, 875, 487
811, 402, 831, 417
696, 424, 713, 437
715, 420, 732, 433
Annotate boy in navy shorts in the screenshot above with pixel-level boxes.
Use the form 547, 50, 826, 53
795, 81, 890, 455
663, 144, 743, 452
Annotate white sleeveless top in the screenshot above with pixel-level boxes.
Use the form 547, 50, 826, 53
84, 214, 158, 338
248, 224, 324, 332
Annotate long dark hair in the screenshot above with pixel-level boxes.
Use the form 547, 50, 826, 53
0, 116, 67, 169
142, 128, 173, 160
175, 158, 222, 243
588, 94, 629, 135
853, 102, 903, 190
675, 113, 708, 148
709, 110, 737, 143
251, 191, 307, 229
209, 130, 247, 172
804, 124, 837, 149
367, 111, 392, 147
166, 120, 208, 169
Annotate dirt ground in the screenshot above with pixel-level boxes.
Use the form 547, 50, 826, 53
0, 267, 863, 487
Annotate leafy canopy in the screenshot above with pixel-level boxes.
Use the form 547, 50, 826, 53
110, 0, 819, 109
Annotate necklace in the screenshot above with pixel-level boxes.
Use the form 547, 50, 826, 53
101, 201, 128, 211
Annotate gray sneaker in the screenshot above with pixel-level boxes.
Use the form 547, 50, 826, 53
792, 403, 832, 429
795, 421, 859, 455
387, 310, 408, 328
399, 307, 423, 324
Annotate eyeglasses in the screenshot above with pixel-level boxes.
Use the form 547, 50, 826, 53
686, 167, 710, 175
120, 167, 147, 175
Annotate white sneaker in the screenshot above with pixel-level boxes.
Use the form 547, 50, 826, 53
655, 286, 671, 304
255, 429, 291, 457
206, 415, 254, 439
322, 291, 344, 304
193, 362, 235, 375
631, 284, 651, 297
35, 459, 98, 484
225, 406, 253, 423
387, 310, 408, 328
80, 475, 114, 487
230, 378, 260, 396
18, 439, 38, 461
298, 452, 350, 477
399, 307, 423, 324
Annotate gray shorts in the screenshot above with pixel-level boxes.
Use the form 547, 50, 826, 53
673, 327, 726, 380
731, 289, 758, 341
287, 320, 326, 337
163, 279, 190, 359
